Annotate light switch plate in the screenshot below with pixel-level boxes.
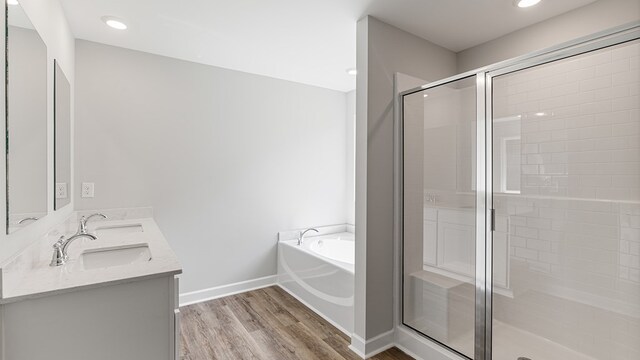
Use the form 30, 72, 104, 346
81, 182, 95, 198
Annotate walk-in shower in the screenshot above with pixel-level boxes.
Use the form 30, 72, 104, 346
400, 23, 639, 360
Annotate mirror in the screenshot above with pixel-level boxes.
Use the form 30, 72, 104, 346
6, 0, 48, 233
54, 60, 71, 210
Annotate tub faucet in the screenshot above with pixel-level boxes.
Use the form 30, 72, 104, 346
298, 228, 319, 245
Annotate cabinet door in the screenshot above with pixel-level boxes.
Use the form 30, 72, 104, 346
437, 222, 474, 276
423, 220, 438, 266
171, 276, 180, 360
174, 309, 181, 360
3, 277, 174, 360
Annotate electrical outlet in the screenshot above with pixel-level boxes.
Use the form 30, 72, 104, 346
55, 183, 68, 199
81, 182, 95, 198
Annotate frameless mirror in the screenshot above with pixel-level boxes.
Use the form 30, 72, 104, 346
54, 60, 71, 210
6, 0, 48, 233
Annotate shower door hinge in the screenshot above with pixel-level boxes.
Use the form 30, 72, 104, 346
490, 208, 496, 232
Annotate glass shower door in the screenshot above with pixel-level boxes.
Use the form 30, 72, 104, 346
402, 76, 478, 358
490, 39, 640, 360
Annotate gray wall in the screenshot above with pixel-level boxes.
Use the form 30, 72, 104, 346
457, 0, 640, 72
75, 40, 349, 294
355, 16, 457, 340
346, 90, 356, 225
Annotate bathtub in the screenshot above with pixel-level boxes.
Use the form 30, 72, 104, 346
277, 232, 354, 334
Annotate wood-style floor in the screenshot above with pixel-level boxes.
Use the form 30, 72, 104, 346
180, 286, 413, 360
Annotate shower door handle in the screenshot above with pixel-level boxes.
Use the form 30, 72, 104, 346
490, 208, 496, 232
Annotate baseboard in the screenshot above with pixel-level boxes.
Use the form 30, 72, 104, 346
348, 329, 395, 359
348, 335, 366, 358
179, 275, 277, 307
394, 326, 464, 360
394, 343, 426, 360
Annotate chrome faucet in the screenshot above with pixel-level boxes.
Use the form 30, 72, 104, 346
18, 217, 39, 224
77, 213, 107, 235
50, 213, 107, 267
50, 233, 97, 266
298, 228, 319, 245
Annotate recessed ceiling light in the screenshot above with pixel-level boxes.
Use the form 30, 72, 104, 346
534, 112, 546, 117
423, 94, 429, 98
101, 16, 128, 30
346, 68, 357, 76
7, 0, 18, 5
515, 0, 541, 8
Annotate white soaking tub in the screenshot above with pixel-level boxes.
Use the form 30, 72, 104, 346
277, 232, 354, 334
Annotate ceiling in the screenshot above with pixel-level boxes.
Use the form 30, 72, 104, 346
59, 0, 597, 92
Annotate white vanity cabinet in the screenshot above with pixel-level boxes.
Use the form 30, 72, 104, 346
2, 275, 181, 360
0, 218, 182, 360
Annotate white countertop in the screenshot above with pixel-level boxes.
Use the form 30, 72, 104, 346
0, 217, 182, 304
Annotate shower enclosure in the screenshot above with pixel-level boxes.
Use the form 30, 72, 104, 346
400, 24, 639, 360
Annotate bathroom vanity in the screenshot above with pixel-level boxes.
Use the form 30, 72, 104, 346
0, 2, 183, 358
0, 217, 182, 360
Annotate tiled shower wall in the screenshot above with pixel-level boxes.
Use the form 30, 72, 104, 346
494, 41, 639, 200
491, 40, 639, 359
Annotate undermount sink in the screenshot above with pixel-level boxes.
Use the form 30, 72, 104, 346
80, 243, 151, 270
95, 224, 144, 236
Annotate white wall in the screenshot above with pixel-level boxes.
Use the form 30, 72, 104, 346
0, 0, 75, 265
457, 0, 640, 72
355, 16, 457, 344
493, 42, 640, 201
74, 40, 349, 294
